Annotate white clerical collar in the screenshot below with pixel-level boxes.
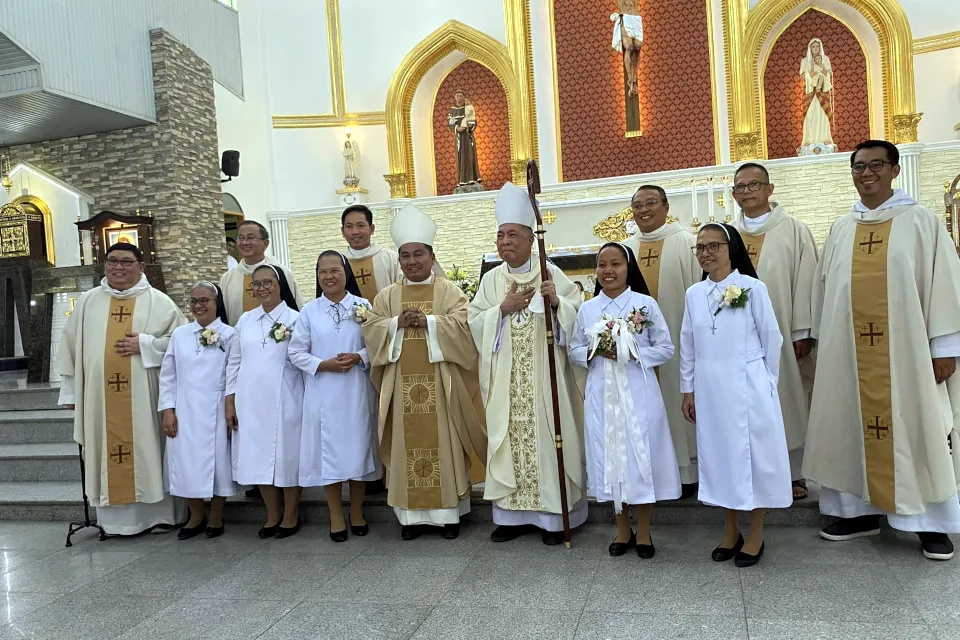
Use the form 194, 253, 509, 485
192, 317, 225, 333
254, 300, 288, 321
506, 259, 532, 274
100, 274, 151, 299
241, 256, 268, 269
344, 243, 382, 259
853, 188, 917, 215
403, 274, 434, 286
742, 206, 772, 230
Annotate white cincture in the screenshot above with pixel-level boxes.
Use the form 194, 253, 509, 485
586, 317, 651, 513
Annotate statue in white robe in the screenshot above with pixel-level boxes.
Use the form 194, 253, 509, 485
797, 38, 836, 155
57, 274, 187, 535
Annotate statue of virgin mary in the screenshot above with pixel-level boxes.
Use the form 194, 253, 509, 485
797, 37, 837, 156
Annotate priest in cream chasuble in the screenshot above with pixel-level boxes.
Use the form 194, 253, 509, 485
806, 141, 960, 560
731, 164, 818, 494
341, 204, 445, 302
468, 182, 587, 545
363, 204, 487, 539
220, 220, 303, 325
623, 185, 701, 489
57, 243, 187, 535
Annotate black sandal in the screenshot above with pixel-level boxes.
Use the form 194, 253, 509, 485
792, 479, 809, 501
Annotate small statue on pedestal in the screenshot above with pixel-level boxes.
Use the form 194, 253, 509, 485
448, 90, 484, 194
337, 129, 368, 206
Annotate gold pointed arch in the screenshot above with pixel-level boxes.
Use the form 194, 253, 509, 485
384, 20, 532, 198
724, 0, 918, 161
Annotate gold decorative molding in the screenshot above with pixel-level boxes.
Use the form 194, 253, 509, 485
705, 0, 722, 166
913, 31, 960, 55
384, 172, 410, 199
892, 112, 923, 144
11, 195, 55, 265
732, 131, 763, 162
722, 0, 916, 160
272, 0, 386, 129
384, 20, 533, 198
509, 159, 530, 185
547, 0, 563, 181
504, 0, 539, 165
592, 207, 633, 242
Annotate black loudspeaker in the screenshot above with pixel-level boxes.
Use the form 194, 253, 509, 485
221, 150, 240, 178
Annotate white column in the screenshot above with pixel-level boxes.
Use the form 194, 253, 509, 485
385, 198, 410, 225
266, 210, 291, 267
897, 143, 923, 202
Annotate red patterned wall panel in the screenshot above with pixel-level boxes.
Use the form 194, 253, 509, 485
432, 61, 512, 195
555, 0, 716, 181
763, 11, 870, 160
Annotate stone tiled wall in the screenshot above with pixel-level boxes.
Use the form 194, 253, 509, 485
7, 30, 223, 305
287, 148, 960, 288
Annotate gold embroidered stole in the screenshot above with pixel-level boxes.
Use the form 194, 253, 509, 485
103, 297, 137, 504
851, 219, 895, 511
741, 234, 766, 269
506, 311, 541, 510
349, 257, 378, 302
636, 239, 665, 300
399, 284, 442, 509
241, 274, 259, 313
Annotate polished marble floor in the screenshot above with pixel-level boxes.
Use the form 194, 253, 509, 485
0, 520, 956, 639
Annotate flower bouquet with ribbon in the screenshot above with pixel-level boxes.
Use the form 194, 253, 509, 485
584, 308, 655, 512
199, 327, 224, 351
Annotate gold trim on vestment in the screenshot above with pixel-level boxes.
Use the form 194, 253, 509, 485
347, 257, 378, 302
103, 297, 137, 505
636, 239, 665, 301
741, 234, 766, 269
400, 285, 442, 509
506, 311, 541, 511
242, 274, 259, 313
851, 219, 895, 512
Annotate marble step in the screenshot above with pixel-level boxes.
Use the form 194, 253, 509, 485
0, 481, 825, 526
0, 385, 62, 412
0, 409, 74, 444
0, 443, 81, 482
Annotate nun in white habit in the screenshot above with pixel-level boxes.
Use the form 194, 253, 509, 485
159, 282, 238, 540
225, 264, 305, 539
288, 250, 379, 542
679, 222, 791, 568
569, 242, 680, 559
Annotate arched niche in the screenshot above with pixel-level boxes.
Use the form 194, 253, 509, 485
384, 20, 532, 198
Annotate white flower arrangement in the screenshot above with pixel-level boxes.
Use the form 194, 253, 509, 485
269, 322, 292, 343
352, 301, 372, 324
446, 265, 479, 301
199, 328, 224, 351
714, 284, 751, 315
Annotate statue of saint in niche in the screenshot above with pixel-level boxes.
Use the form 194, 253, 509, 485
447, 90, 483, 194
342, 137, 360, 187
611, 0, 643, 98
797, 37, 837, 156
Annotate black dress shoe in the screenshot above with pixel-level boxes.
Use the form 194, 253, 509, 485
205, 525, 225, 539
608, 531, 636, 557
329, 527, 348, 542
735, 542, 765, 567
442, 523, 460, 539
636, 534, 655, 559
918, 532, 955, 560
711, 534, 744, 562
276, 519, 301, 539
245, 487, 262, 500
680, 483, 699, 500
401, 525, 423, 541
541, 529, 565, 546
178, 518, 207, 541
350, 522, 369, 537
490, 524, 534, 543
258, 522, 281, 539
820, 516, 882, 541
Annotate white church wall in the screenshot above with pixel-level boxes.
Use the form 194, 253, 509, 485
262, 0, 333, 116
897, 1, 960, 39
915, 49, 960, 144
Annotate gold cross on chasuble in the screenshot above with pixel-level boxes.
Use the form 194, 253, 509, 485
742, 234, 766, 268
636, 239, 665, 300
348, 257, 378, 302
398, 284, 442, 509
850, 219, 895, 512
242, 274, 259, 313
103, 297, 137, 504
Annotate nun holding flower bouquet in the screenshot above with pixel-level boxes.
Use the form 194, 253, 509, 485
569, 242, 681, 560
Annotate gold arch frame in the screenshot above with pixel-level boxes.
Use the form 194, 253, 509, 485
384, 20, 533, 198
756, 6, 875, 157
12, 194, 55, 265
723, 0, 918, 161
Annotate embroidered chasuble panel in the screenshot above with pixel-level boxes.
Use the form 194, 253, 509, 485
400, 285, 442, 509
103, 297, 137, 504
349, 257, 378, 302
637, 240, 665, 301
506, 312, 542, 511
242, 275, 259, 313
851, 220, 895, 512
741, 234, 766, 269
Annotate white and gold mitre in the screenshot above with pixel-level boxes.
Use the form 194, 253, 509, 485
495, 182, 536, 230
391, 203, 438, 249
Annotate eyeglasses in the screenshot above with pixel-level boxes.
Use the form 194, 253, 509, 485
251, 280, 275, 290
851, 160, 892, 174
105, 258, 139, 268
732, 181, 768, 194
692, 242, 729, 256
631, 199, 662, 210
237, 234, 264, 243
188, 297, 214, 306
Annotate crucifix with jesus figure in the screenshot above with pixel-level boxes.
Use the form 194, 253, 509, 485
610, 0, 643, 136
